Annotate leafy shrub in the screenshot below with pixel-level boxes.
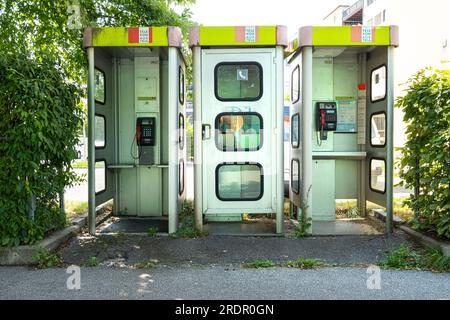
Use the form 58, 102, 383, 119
32, 248, 62, 268
176, 200, 208, 238
0, 50, 83, 247
397, 69, 450, 239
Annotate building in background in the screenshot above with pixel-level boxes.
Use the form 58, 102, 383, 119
323, 0, 450, 148
323, 5, 349, 26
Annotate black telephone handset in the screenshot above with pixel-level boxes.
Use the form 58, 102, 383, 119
316, 102, 337, 141
136, 117, 156, 146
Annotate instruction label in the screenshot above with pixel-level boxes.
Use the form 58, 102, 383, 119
362, 27, 373, 43
337, 101, 357, 133
245, 26, 256, 42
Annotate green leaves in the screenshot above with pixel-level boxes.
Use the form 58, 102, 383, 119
396, 68, 450, 239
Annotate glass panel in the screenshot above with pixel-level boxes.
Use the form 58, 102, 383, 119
371, 113, 386, 146
216, 63, 262, 101
291, 160, 300, 194
179, 160, 184, 195
216, 113, 262, 151
217, 164, 262, 201
179, 113, 185, 150
370, 159, 386, 193
95, 115, 105, 148
291, 65, 300, 103
371, 66, 386, 102
95, 161, 106, 194
291, 114, 299, 148
95, 69, 105, 104
179, 67, 185, 105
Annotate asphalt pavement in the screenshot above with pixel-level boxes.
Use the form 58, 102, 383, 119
0, 266, 448, 300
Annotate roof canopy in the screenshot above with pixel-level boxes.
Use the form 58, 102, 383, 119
83, 26, 182, 48
286, 25, 399, 57
189, 26, 287, 48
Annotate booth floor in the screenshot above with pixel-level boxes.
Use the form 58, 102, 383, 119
99, 218, 169, 234
204, 221, 279, 236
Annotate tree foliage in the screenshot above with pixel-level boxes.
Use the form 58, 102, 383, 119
397, 69, 450, 239
0, 51, 84, 246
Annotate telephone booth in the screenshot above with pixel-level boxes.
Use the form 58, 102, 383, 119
189, 26, 287, 234
84, 27, 187, 235
286, 26, 399, 235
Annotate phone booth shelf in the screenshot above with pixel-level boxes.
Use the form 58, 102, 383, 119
189, 26, 287, 234
84, 26, 187, 235
286, 25, 399, 235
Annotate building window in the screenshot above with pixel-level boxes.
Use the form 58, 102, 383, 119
95, 115, 106, 148
215, 113, 263, 152
291, 65, 300, 103
291, 113, 300, 149
179, 159, 185, 195
370, 158, 386, 193
179, 113, 185, 150
95, 160, 106, 194
291, 159, 300, 195
179, 66, 185, 105
371, 65, 387, 102
216, 163, 263, 201
215, 62, 263, 101
383, 10, 386, 22
95, 68, 105, 104
370, 112, 386, 147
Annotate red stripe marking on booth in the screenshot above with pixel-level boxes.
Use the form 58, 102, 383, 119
128, 27, 153, 44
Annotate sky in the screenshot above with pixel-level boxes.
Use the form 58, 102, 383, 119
188, 0, 351, 37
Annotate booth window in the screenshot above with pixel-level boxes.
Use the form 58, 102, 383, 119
95, 160, 106, 194
291, 113, 300, 149
215, 113, 263, 152
179, 113, 185, 150
179, 67, 185, 105
291, 159, 300, 194
371, 65, 386, 102
95, 115, 106, 148
370, 158, 386, 193
370, 112, 386, 147
216, 163, 263, 201
215, 62, 263, 101
179, 159, 185, 195
291, 65, 300, 104
95, 68, 105, 104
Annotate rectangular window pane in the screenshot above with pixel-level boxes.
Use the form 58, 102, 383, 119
179, 67, 185, 105
291, 113, 300, 148
179, 113, 185, 150
215, 63, 262, 101
95, 115, 105, 148
95, 68, 105, 104
217, 164, 263, 201
179, 160, 184, 195
215, 113, 262, 151
371, 113, 386, 146
291, 65, 300, 103
371, 66, 386, 102
95, 161, 106, 194
291, 160, 300, 194
370, 159, 386, 193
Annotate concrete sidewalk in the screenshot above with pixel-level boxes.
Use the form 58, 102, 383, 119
61, 229, 414, 267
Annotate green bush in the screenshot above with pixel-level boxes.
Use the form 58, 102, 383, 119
397, 69, 450, 239
0, 51, 83, 247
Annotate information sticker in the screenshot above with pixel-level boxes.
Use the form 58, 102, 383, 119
361, 27, 373, 43
245, 26, 256, 42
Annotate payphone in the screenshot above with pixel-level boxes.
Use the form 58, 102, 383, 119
134, 117, 157, 165
316, 101, 337, 141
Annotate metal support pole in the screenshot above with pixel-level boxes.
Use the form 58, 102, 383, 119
193, 46, 203, 231
302, 47, 313, 234
386, 47, 395, 234
87, 47, 96, 236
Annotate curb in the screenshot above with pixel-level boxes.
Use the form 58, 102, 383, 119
399, 225, 450, 258
0, 224, 81, 265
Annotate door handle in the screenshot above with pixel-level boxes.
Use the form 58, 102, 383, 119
202, 124, 211, 140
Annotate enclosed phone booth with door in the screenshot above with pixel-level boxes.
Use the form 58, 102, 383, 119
189, 26, 287, 234
286, 26, 399, 235
84, 27, 187, 235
